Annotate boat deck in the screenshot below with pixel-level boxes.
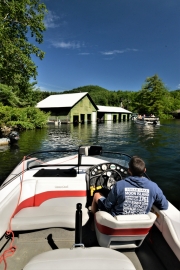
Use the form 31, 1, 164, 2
1, 220, 179, 270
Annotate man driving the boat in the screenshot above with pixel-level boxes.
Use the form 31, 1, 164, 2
91, 156, 168, 217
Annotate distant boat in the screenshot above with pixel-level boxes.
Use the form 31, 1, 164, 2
0, 131, 20, 145
135, 116, 160, 126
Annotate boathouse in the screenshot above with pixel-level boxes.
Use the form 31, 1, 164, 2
97, 105, 131, 122
36, 92, 98, 123
36, 92, 132, 123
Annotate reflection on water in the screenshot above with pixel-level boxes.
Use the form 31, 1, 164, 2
0, 120, 180, 208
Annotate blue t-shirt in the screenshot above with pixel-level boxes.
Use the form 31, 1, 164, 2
100, 176, 168, 216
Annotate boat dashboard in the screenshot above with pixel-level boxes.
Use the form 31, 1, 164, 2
86, 162, 129, 198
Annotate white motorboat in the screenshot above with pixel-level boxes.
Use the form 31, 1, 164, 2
135, 117, 160, 126
0, 146, 179, 270
0, 131, 19, 146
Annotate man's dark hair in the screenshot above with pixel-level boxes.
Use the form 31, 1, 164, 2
129, 156, 145, 176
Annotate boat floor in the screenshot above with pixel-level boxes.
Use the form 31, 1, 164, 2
1, 221, 179, 270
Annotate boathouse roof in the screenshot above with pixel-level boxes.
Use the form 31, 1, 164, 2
36, 92, 98, 109
97, 105, 131, 114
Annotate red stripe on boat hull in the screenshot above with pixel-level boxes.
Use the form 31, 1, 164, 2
95, 217, 151, 236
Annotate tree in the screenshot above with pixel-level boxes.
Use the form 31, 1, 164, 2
0, 105, 49, 129
0, 83, 22, 106
134, 74, 169, 116
0, 0, 47, 88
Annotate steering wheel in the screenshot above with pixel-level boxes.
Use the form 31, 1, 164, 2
89, 163, 123, 191
100, 169, 122, 190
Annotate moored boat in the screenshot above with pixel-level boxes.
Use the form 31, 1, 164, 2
0, 131, 20, 146
0, 146, 179, 270
135, 116, 160, 126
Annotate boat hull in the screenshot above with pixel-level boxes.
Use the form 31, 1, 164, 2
135, 118, 160, 126
0, 146, 179, 270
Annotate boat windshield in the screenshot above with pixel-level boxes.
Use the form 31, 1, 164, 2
1, 147, 132, 188
25, 148, 131, 167
96, 151, 131, 168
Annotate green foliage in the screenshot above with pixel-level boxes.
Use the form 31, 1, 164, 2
133, 74, 177, 117
169, 90, 180, 111
0, 0, 47, 88
47, 78, 179, 119
60, 76, 180, 118
0, 83, 22, 106
64, 85, 120, 106
1, 74, 180, 125
0, 105, 49, 129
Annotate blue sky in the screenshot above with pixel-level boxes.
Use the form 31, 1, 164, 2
33, 0, 180, 92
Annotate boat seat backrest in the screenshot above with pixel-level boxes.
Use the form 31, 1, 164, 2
95, 211, 156, 249
23, 247, 136, 270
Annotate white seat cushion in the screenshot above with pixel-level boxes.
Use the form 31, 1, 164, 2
115, 214, 151, 221
12, 206, 89, 230
23, 247, 136, 270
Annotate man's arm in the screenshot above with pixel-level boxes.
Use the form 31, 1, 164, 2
104, 184, 118, 210
153, 185, 168, 210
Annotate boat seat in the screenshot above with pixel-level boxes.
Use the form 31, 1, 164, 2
95, 211, 157, 249
152, 203, 180, 261
23, 247, 136, 270
12, 206, 89, 231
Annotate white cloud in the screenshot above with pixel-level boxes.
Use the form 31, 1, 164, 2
101, 48, 138, 55
37, 82, 64, 92
78, 52, 90, 55
44, 11, 66, 29
51, 41, 82, 49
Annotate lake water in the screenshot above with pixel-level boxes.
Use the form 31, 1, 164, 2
0, 119, 180, 209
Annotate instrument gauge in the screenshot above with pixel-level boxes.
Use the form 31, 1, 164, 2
101, 164, 107, 171
107, 171, 111, 176
91, 171, 96, 176
97, 166, 101, 170
110, 164, 116, 170
94, 168, 98, 172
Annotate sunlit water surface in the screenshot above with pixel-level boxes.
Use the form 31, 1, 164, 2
0, 119, 180, 208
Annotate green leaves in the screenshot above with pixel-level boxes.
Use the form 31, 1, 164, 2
0, 105, 50, 129
0, 0, 47, 87
65, 77, 179, 118
0, 84, 22, 107
134, 74, 172, 117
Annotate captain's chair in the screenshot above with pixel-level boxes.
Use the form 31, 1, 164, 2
94, 211, 157, 249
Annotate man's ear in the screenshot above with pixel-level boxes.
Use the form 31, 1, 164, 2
144, 168, 146, 173
128, 168, 132, 175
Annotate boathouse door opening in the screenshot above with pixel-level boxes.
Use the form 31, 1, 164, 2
87, 114, 91, 122
80, 114, 85, 123
73, 115, 79, 123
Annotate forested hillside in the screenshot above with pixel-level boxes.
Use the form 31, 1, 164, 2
1, 74, 180, 130
61, 76, 180, 118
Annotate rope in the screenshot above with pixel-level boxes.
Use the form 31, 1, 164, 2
0, 156, 26, 270
0, 154, 78, 269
